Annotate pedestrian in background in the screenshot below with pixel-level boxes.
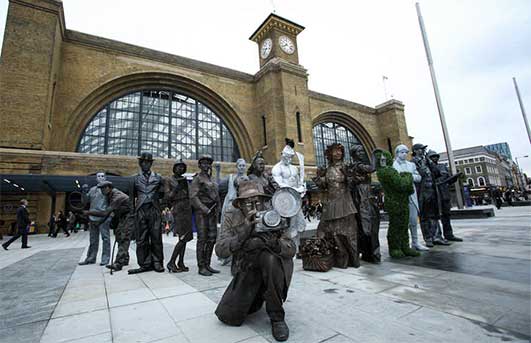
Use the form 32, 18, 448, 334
2, 199, 31, 250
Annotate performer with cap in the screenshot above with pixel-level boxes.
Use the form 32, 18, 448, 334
190, 154, 221, 276
271, 138, 306, 250
427, 150, 463, 242
128, 152, 165, 274
215, 181, 295, 342
164, 159, 193, 273
83, 181, 131, 272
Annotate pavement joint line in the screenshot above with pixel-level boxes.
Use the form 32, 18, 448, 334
396, 305, 424, 319
377, 289, 502, 327
317, 332, 342, 343
101, 265, 115, 343
59, 330, 112, 343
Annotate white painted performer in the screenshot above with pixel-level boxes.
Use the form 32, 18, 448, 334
271, 138, 306, 250
392, 144, 429, 251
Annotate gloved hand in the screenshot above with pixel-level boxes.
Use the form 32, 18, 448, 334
244, 237, 266, 252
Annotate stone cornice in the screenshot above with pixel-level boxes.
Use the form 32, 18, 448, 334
253, 57, 308, 81
249, 13, 305, 43
308, 91, 376, 114
375, 99, 405, 112
64, 30, 255, 83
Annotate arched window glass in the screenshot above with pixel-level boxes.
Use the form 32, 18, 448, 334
478, 177, 486, 187
77, 90, 240, 161
312, 122, 368, 166
467, 178, 475, 187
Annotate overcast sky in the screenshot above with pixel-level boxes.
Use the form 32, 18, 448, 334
1, 0, 530, 173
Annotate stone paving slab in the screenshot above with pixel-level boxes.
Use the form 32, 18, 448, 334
0, 206, 529, 342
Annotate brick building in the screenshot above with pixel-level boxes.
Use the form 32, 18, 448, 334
0, 0, 412, 232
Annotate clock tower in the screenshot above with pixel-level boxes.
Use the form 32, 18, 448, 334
249, 13, 305, 67
250, 14, 315, 166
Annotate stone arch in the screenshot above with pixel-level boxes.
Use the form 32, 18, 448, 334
312, 111, 377, 152
65, 72, 254, 159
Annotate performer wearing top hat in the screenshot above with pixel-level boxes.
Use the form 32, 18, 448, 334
128, 152, 165, 274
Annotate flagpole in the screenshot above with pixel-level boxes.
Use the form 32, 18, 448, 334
512, 77, 531, 146
415, 2, 464, 209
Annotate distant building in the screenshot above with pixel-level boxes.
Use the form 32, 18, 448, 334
485, 142, 512, 160
438, 146, 514, 190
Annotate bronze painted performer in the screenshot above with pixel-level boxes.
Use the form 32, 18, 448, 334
313, 143, 360, 268
165, 159, 193, 273
247, 151, 279, 196
128, 152, 165, 274
215, 181, 294, 342
190, 155, 221, 276
348, 146, 381, 263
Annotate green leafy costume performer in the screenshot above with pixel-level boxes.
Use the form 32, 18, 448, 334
375, 150, 420, 258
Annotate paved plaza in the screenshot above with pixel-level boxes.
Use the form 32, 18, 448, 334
0, 206, 530, 343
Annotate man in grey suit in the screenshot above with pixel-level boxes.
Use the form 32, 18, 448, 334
79, 172, 111, 266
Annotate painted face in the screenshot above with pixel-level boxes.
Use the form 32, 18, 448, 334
332, 147, 343, 162
174, 164, 186, 177
96, 172, 106, 183
101, 186, 112, 196
139, 160, 152, 173
281, 153, 293, 166
397, 149, 408, 161
254, 158, 265, 174
430, 155, 439, 164
236, 160, 247, 175
240, 196, 266, 216
199, 160, 212, 174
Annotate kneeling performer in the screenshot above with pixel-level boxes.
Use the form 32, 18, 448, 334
215, 181, 295, 342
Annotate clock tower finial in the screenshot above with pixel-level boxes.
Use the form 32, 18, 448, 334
250, 13, 305, 67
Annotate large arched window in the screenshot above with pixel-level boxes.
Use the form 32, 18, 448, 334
312, 122, 368, 166
77, 90, 240, 161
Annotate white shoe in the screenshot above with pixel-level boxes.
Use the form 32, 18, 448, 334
412, 243, 429, 251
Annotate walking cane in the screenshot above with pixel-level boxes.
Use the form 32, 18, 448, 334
110, 238, 118, 276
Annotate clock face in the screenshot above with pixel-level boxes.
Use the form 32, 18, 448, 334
278, 35, 295, 55
260, 38, 272, 59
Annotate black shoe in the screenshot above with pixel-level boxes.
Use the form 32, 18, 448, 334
21, 246, 31, 249
198, 266, 212, 276
2, 244, 8, 251
106, 263, 122, 271
153, 264, 165, 273
446, 236, 463, 242
78, 260, 95, 265
425, 241, 434, 248
271, 320, 289, 342
433, 239, 452, 246
127, 267, 152, 274
206, 265, 220, 274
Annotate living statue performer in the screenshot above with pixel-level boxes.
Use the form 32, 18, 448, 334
376, 149, 420, 258
79, 172, 111, 266
272, 139, 306, 249
411, 144, 449, 247
128, 152, 165, 274
165, 159, 194, 273
427, 150, 463, 242
348, 146, 381, 263
218, 158, 248, 266
392, 145, 429, 251
313, 143, 360, 268
190, 155, 221, 276
247, 151, 279, 196
215, 181, 295, 342
84, 181, 131, 272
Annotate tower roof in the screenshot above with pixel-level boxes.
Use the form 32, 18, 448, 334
249, 13, 305, 42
